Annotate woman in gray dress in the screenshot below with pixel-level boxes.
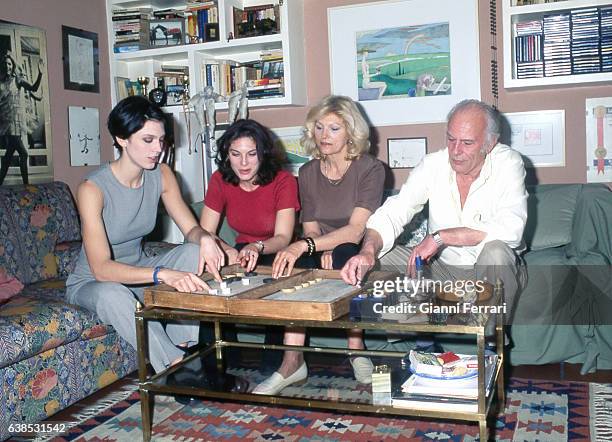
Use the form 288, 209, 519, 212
67, 96, 224, 373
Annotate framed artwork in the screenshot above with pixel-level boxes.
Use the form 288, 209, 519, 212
501, 110, 565, 168
149, 19, 184, 47
68, 106, 100, 167
585, 97, 612, 183
62, 26, 99, 93
328, 0, 480, 126
0, 20, 53, 186
387, 137, 427, 169
270, 126, 309, 176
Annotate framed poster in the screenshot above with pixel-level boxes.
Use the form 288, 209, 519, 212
585, 97, 612, 183
0, 20, 52, 186
62, 26, 99, 93
328, 0, 480, 126
68, 106, 100, 166
271, 126, 309, 176
387, 137, 427, 168
502, 110, 565, 167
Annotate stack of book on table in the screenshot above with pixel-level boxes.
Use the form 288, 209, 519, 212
391, 350, 498, 412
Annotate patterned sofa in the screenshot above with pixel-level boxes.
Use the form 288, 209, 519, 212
0, 182, 137, 440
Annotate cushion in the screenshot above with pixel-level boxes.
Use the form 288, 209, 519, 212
524, 184, 580, 251
0, 268, 23, 305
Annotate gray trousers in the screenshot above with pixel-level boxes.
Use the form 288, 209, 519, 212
379, 240, 527, 334
67, 243, 200, 373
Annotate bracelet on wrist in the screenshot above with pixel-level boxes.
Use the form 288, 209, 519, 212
255, 240, 265, 253
153, 266, 164, 285
303, 237, 316, 256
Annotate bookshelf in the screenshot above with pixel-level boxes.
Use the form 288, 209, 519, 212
503, 0, 612, 88
105, 0, 305, 242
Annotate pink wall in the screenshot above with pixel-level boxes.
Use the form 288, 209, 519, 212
5, 0, 610, 193
2, 0, 113, 193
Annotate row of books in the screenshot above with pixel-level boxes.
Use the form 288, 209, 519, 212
111, 2, 220, 53
201, 51, 284, 101
514, 6, 612, 79
391, 353, 498, 412
185, 1, 219, 43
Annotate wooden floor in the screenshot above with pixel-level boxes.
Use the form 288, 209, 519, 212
48, 362, 612, 425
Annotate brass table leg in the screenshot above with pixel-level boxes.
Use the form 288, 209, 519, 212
479, 418, 488, 441
135, 306, 153, 441
140, 388, 152, 442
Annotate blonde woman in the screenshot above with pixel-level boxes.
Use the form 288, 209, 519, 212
253, 95, 385, 395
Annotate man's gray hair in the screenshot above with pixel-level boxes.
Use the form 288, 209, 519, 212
447, 99, 500, 147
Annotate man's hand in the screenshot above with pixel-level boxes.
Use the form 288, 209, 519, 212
341, 252, 376, 286
159, 269, 210, 293
272, 240, 307, 279
198, 235, 224, 281
407, 235, 439, 277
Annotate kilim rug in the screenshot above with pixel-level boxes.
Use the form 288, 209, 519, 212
32, 368, 612, 442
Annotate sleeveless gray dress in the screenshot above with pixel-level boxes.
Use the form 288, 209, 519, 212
67, 163, 200, 373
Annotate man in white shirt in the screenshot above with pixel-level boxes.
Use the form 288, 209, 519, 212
341, 99, 528, 325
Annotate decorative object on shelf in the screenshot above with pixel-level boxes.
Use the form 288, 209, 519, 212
190, 85, 224, 144
136, 76, 150, 97
271, 126, 309, 176
227, 82, 249, 124
62, 26, 99, 93
204, 23, 220, 42
148, 76, 167, 107
68, 106, 100, 167
387, 138, 427, 169
500, 110, 565, 167
585, 97, 612, 183
0, 19, 53, 187
328, 0, 480, 127
232, 4, 280, 39
149, 19, 184, 47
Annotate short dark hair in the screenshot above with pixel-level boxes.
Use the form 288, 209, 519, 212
215, 119, 283, 186
107, 96, 168, 152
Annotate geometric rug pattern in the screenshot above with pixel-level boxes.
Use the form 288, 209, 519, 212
36, 376, 612, 441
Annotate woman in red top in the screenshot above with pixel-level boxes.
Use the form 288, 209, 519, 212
200, 119, 299, 271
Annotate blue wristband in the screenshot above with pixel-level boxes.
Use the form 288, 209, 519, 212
153, 266, 164, 285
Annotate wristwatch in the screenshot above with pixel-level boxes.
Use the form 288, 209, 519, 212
431, 231, 444, 248
255, 240, 265, 253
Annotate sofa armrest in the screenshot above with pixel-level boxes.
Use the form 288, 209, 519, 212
54, 241, 82, 279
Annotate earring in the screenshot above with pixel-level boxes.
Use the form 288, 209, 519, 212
348, 139, 353, 145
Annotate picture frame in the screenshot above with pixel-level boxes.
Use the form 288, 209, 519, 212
270, 126, 309, 176
387, 137, 427, 169
328, 0, 480, 126
501, 110, 565, 168
204, 23, 219, 42
149, 19, 184, 47
62, 26, 99, 93
68, 106, 100, 167
0, 20, 53, 186
585, 97, 612, 183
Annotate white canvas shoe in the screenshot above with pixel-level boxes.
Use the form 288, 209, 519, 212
350, 357, 374, 384
252, 363, 308, 395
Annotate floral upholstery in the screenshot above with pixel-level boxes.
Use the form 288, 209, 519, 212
54, 242, 82, 279
0, 182, 136, 441
0, 183, 80, 285
0, 335, 136, 437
